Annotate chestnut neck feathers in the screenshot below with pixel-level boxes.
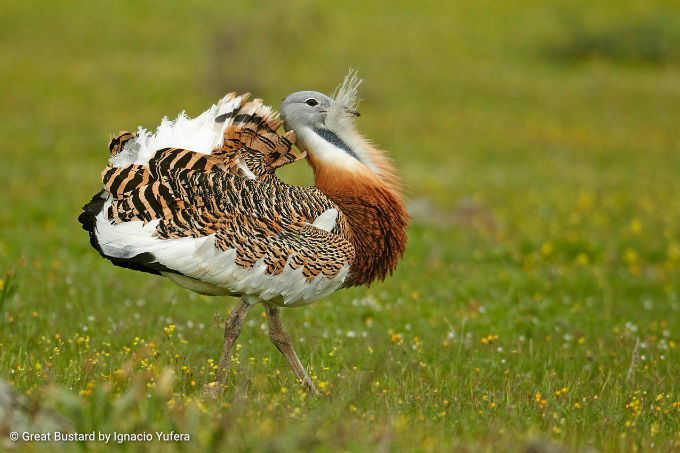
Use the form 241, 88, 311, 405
308, 149, 408, 287
280, 72, 408, 287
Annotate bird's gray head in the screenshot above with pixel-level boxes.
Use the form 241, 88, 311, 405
278, 71, 367, 172
279, 91, 359, 132
279, 91, 336, 131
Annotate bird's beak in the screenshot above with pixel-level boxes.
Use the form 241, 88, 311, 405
344, 106, 360, 117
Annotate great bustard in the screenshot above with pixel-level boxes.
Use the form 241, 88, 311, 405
78, 73, 408, 394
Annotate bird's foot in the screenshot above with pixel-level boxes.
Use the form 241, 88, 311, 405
202, 381, 224, 399
301, 377, 317, 395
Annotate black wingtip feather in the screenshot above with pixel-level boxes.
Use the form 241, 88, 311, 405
78, 190, 177, 276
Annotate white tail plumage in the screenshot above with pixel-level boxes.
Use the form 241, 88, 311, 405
109, 93, 247, 168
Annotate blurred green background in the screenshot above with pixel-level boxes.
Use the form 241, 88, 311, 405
1, 1, 679, 452
2, 0, 680, 260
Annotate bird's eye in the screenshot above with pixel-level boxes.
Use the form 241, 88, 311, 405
305, 98, 318, 107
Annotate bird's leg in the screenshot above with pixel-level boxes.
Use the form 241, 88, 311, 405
264, 304, 317, 394
207, 296, 255, 397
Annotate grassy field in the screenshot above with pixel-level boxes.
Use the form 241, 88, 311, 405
1, 1, 680, 451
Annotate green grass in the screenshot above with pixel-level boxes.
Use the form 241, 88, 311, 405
1, 0, 680, 451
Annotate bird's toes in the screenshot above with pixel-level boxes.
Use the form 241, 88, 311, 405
302, 378, 317, 395
202, 381, 224, 399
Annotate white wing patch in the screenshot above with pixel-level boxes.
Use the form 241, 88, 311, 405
311, 208, 338, 232
94, 204, 348, 306
234, 155, 257, 180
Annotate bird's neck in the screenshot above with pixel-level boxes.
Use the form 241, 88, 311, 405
296, 126, 364, 174
307, 154, 408, 287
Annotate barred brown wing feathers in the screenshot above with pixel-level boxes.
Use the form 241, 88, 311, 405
102, 145, 226, 225
101, 164, 151, 199
147, 148, 226, 179
106, 180, 175, 225
189, 175, 352, 282
213, 211, 353, 281
104, 148, 354, 283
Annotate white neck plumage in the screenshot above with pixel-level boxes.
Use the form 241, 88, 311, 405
296, 125, 382, 176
